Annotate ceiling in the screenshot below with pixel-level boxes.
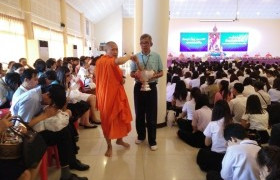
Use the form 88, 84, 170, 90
66, 0, 280, 23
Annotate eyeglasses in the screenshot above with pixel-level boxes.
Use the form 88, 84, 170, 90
140, 41, 150, 45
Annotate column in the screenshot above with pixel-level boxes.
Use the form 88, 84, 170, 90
21, 0, 39, 66
80, 13, 85, 55
60, 0, 68, 57
143, 0, 169, 126
133, 0, 143, 54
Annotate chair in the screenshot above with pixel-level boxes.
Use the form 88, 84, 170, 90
39, 146, 60, 180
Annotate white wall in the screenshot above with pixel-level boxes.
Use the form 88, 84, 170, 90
122, 18, 280, 58
168, 19, 280, 57
123, 18, 134, 55
94, 7, 123, 56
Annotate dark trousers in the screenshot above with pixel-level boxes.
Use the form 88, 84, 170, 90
134, 82, 157, 146
39, 125, 76, 167
177, 118, 193, 132
197, 148, 225, 172
206, 171, 223, 180
177, 130, 206, 148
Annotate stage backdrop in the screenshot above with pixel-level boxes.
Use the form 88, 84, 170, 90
180, 33, 208, 52
221, 32, 249, 51
180, 32, 249, 52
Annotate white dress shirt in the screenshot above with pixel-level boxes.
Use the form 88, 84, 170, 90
203, 118, 227, 153
256, 90, 271, 109
242, 111, 269, 131
229, 94, 247, 123
182, 98, 195, 120
268, 88, 280, 102
221, 140, 261, 180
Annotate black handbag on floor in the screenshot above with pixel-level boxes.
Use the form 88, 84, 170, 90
10, 116, 47, 168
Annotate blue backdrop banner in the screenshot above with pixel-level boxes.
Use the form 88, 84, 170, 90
180, 33, 208, 52
220, 32, 249, 51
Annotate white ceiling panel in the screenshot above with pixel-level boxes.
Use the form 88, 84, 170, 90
66, 0, 280, 23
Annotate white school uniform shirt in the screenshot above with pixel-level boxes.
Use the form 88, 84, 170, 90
242, 111, 269, 131
243, 85, 256, 97
221, 140, 261, 180
203, 118, 227, 153
182, 98, 195, 120
229, 80, 239, 91
268, 88, 280, 102
229, 95, 247, 123
256, 90, 271, 109
238, 76, 245, 84
183, 78, 191, 89
166, 83, 176, 102
189, 78, 200, 88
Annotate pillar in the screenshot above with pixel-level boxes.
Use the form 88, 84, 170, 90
21, 0, 39, 66
133, 0, 143, 54
142, 0, 169, 126
60, 0, 68, 57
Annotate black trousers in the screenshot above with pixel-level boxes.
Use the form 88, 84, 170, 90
134, 82, 157, 146
177, 118, 193, 132
197, 148, 225, 172
39, 125, 76, 167
177, 130, 206, 148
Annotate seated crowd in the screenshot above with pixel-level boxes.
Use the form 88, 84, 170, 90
167, 60, 280, 180
0, 56, 103, 180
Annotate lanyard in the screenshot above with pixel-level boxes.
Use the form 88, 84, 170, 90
141, 54, 150, 70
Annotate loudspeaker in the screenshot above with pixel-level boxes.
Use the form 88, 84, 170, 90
73, 45, 77, 49
89, 47, 91, 50
60, 23, 65, 28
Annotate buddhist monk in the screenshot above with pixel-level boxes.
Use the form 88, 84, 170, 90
95, 41, 138, 157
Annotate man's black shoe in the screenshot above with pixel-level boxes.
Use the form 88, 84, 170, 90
60, 173, 88, 180
69, 160, 90, 171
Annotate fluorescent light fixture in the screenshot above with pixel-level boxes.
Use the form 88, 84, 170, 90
200, 19, 235, 22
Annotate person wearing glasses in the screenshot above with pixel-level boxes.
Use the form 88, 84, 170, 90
130, 34, 163, 151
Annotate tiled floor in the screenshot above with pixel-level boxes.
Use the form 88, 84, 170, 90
44, 125, 206, 180
41, 77, 206, 180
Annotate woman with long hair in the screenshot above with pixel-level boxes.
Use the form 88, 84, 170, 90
197, 100, 232, 172
178, 94, 212, 148
214, 80, 232, 104
241, 94, 269, 144
56, 66, 97, 128
172, 80, 188, 115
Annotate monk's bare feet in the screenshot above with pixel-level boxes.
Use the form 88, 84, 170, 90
105, 145, 112, 157
116, 139, 130, 148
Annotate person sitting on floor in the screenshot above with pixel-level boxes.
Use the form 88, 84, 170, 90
197, 100, 232, 172
177, 94, 212, 148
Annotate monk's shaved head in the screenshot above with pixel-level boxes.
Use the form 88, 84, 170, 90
105, 41, 118, 58
105, 41, 117, 51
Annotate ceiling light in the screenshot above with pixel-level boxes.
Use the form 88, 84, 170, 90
216, 11, 220, 15
199, 19, 235, 22
257, 12, 260, 15
197, 11, 201, 15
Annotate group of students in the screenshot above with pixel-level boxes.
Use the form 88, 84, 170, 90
0, 56, 105, 180
0, 33, 164, 180
167, 60, 280, 179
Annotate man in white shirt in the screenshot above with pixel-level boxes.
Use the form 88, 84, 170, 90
220, 123, 261, 180
207, 123, 261, 180
229, 83, 247, 123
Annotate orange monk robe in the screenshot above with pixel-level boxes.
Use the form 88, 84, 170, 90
95, 55, 132, 139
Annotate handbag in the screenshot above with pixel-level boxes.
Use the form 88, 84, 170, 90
0, 126, 23, 160
10, 116, 47, 168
